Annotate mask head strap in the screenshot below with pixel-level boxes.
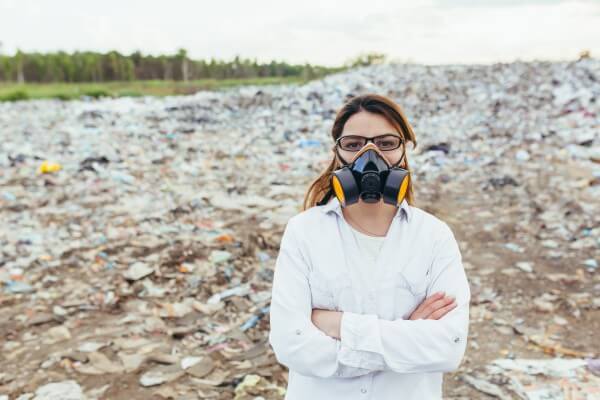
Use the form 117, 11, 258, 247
390, 146, 407, 169
333, 145, 351, 167
317, 188, 334, 206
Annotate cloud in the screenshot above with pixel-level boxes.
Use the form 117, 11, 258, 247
0, 0, 598, 66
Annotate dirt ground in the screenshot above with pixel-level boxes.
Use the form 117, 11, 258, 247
2, 168, 597, 399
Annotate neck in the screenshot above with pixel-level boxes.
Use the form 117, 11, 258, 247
342, 198, 397, 236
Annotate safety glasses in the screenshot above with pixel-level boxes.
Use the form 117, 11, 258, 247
335, 134, 404, 152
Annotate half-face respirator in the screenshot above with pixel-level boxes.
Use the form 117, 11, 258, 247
330, 142, 410, 208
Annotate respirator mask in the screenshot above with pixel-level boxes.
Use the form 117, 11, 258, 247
327, 137, 410, 208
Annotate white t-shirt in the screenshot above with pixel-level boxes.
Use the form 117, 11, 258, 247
347, 222, 386, 295
347, 222, 386, 264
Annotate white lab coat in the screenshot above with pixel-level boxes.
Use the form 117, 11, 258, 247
268, 196, 471, 399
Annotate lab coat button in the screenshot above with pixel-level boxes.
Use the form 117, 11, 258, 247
360, 388, 367, 394
454, 336, 460, 343
295, 329, 302, 335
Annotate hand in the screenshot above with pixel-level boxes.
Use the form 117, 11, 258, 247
408, 291, 457, 320
311, 308, 343, 339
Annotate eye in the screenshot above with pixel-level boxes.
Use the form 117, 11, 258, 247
341, 137, 364, 150
376, 136, 401, 150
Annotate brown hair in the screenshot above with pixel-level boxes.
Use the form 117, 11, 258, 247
302, 93, 418, 211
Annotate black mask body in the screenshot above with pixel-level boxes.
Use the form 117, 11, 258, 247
329, 143, 410, 208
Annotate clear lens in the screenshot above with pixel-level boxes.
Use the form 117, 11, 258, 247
339, 136, 366, 151
374, 135, 401, 150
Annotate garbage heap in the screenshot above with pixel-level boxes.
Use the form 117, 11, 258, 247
0, 58, 599, 399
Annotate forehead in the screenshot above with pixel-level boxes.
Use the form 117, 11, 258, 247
341, 111, 397, 137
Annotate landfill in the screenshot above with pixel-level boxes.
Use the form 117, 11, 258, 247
1, 58, 599, 399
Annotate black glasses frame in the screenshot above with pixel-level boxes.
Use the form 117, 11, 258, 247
335, 133, 404, 152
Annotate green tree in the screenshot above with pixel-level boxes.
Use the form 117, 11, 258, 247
345, 52, 388, 68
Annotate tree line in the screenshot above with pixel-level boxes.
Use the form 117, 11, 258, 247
0, 49, 345, 83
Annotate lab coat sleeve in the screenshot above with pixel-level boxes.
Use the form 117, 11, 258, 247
338, 222, 471, 373
268, 216, 379, 378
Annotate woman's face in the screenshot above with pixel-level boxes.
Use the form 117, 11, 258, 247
335, 111, 406, 167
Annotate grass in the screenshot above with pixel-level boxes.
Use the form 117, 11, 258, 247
0, 76, 320, 102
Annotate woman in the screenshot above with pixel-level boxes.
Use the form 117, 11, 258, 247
268, 94, 471, 399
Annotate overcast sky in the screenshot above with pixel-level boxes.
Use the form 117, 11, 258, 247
0, 0, 599, 66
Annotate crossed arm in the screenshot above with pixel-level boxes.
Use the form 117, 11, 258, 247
268, 217, 471, 378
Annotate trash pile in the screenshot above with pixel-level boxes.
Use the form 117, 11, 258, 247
463, 358, 600, 399
1, 57, 599, 399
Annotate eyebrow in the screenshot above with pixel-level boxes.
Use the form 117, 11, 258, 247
338, 133, 404, 140
339, 133, 402, 137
